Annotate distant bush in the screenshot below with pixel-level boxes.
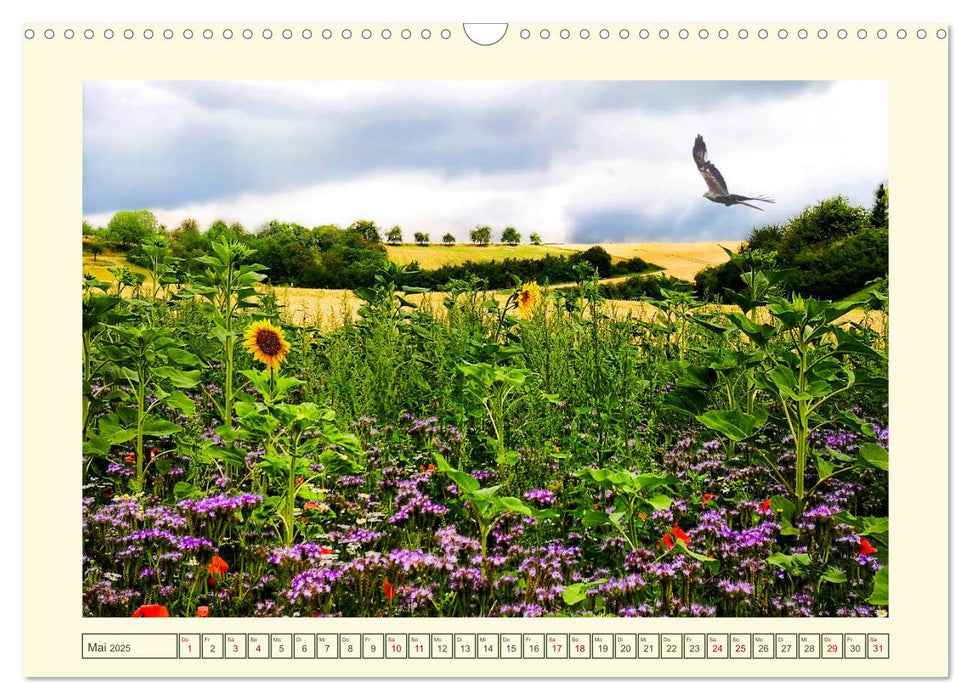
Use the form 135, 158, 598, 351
613, 256, 651, 275
787, 227, 888, 300
571, 245, 613, 278
695, 186, 889, 301
597, 274, 664, 300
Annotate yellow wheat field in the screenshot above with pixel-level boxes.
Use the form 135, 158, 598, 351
384, 243, 568, 270
271, 285, 884, 336
385, 241, 743, 280
549, 241, 744, 280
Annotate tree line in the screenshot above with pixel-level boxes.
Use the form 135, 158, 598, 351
82, 214, 630, 290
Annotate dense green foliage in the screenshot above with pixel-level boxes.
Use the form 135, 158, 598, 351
104, 210, 162, 248
83, 237, 889, 618
348, 219, 382, 244
248, 221, 389, 289
695, 186, 889, 301
404, 246, 657, 291
587, 273, 665, 301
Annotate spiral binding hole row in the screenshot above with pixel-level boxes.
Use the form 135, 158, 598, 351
24, 26, 947, 41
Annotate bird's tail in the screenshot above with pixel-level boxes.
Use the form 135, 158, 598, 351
737, 201, 765, 211
746, 195, 775, 204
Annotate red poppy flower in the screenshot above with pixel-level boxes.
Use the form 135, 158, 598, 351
295, 477, 304, 485
637, 511, 647, 521
758, 498, 772, 514
702, 493, 715, 504
207, 576, 216, 587
421, 463, 436, 472
207, 555, 230, 577
857, 538, 878, 556
671, 524, 691, 546
124, 453, 136, 464
304, 502, 319, 511
660, 523, 690, 550
149, 447, 160, 459
382, 578, 395, 601
196, 606, 209, 617
320, 547, 334, 555
132, 604, 169, 618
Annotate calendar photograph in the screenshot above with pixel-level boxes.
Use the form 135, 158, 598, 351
80, 79, 890, 620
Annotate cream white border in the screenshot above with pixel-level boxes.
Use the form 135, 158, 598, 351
22, 22, 948, 677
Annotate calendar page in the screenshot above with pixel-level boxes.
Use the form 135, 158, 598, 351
21, 18, 947, 678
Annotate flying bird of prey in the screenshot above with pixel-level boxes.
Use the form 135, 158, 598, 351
692, 134, 775, 211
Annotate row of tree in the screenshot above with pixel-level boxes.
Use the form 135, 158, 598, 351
82, 213, 620, 290
85, 214, 545, 253
368, 223, 542, 247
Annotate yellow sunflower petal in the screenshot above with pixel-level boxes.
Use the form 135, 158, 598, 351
515, 281, 542, 317
242, 320, 290, 370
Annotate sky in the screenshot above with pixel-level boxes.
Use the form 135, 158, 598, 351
83, 80, 888, 243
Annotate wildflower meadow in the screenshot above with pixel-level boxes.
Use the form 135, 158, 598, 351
82, 237, 888, 618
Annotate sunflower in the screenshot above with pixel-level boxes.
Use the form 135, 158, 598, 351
512, 281, 542, 318
242, 320, 291, 370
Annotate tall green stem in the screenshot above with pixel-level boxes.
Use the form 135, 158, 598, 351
82, 334, 92, 435
285, 447, 297, 546
223, 259, 234, 424
135, 373, 146, 492
793, 331, 809, 519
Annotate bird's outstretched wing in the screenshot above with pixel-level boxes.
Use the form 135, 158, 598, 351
692, 134, 708, 171
703, 162, 730, 197
693, 134, 730, 196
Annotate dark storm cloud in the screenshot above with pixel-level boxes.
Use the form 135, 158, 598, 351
83, 80, 824, 213
569, 206, 761, 244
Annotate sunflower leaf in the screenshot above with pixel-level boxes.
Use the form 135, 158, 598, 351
164, 390, 196, 416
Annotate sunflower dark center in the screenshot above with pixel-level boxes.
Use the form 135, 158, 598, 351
255, 329, 283, 356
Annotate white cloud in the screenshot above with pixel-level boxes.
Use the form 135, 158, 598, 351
84, 81, 887, 242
